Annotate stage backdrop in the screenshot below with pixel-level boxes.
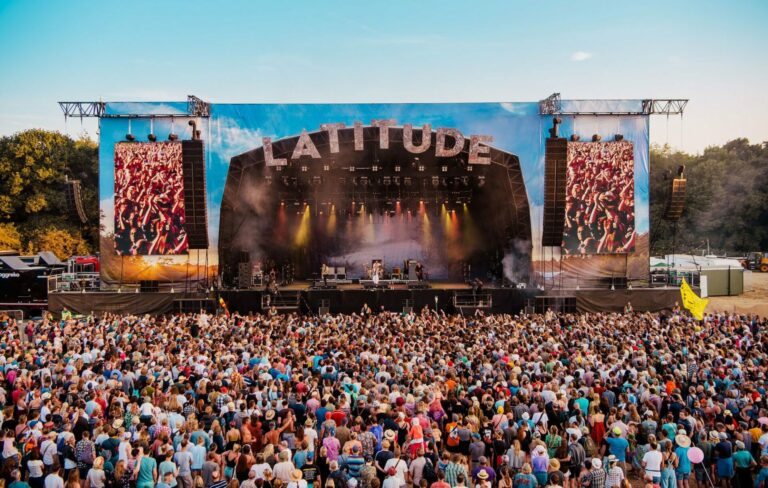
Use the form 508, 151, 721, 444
98, 101, 650, 286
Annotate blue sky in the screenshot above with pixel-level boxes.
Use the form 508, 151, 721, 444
1, 0, 767, 153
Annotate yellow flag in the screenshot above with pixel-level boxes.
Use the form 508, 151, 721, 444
680, 278, 708, 320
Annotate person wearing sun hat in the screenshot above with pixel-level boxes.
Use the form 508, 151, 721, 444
674, 430, 692, 487
732, 440, 756, 488
288, 469, 308, 488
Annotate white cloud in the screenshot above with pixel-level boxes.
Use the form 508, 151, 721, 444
211, 117, 265, 161
570, 51, 593, 62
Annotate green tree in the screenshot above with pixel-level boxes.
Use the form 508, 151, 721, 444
650, 139, 768, 256
0, 129, 98, 255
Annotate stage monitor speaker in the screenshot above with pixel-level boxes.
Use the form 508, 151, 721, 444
541, 138, 568, 246
65, 180, 88, 224
663, 177, 687, 221
406, 260, 418, 280
139, 280, 159, 293
238, 262, 252, 289
181, 140, 209, 249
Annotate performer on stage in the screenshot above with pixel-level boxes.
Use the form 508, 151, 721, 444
415, 262, 425, 282
371, 261, 382, 286
267, 268, 279, 296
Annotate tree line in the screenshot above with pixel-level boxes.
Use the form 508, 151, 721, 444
0, 129, 765, 260
649, 139, 768, 256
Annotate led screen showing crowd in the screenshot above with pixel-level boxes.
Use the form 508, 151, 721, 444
562, 141, 635, 255
114, 142, 188, 255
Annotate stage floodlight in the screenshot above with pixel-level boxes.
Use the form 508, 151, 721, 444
301, 165, 308, 172
441, 165, 448, 172
477, 176, 486, 187
404, 177, 412, 186
323, 164, 330, 171
372, 165, 379, 172
393, 176, 400, 186
431, 176, 439, 188
418, 165, 425, 172
394, 165, 401, 172
383, 176, 391, 186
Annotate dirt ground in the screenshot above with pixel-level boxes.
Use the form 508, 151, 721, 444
707, 271, 768, 316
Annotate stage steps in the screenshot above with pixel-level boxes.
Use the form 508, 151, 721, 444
261, 291, 301, 311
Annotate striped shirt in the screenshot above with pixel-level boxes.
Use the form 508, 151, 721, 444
444, 463, 467, 488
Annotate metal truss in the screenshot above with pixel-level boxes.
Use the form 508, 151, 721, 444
58, 95, 211, 119
538, 93, 688, 116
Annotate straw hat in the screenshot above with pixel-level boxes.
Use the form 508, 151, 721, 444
675, 432, 691, 448
384, 429, 396, 441
549, 459, 561, 471
477, 470, 489, 480
291, 470, 303, 482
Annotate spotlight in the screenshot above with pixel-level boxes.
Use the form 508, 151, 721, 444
461, 176, 470, 186
592, 134, 602, 142
275, 165, 283, 172
372, 165, 379, 172
360, 176, 369, 186
383, 176, 391, 186
404, 177, 412, 187
441, 166, 448, 173
323, 164, 330, 171
477, 176, 486, 187
301, 165, 308, 172
394, 165, 401, 172
431, 176, 440, 188
265, 175, 273, 184
418, 165, 425, 172
570, 135, 580, 142
148, 134, 157, 142
614, 134, 624, 141
282, 177, 291, 186
393, 176, 401, 186
126, 134, 135, 142
349, 166, 356, 172
441, 177, 448, 187
312, 176, 322, 186
466, 165, 473, 172
168, 133, 178, 141
353, 177, 359, 186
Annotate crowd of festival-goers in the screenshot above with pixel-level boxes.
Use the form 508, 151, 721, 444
562, 142, 636, 256
0, 305, 766, 488
114, 142, 188, 256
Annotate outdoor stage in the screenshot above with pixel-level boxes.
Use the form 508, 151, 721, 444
47, 282, 682, 316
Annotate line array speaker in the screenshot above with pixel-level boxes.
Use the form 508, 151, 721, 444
663, 177, 686, 221
181, 140, 209, 249
65, 180, 88, 223
541, 138, 568, 246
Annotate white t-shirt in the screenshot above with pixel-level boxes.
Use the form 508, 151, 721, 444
384, 458, 408, 487
44, 473, 64, 488
643, 450, 663, 474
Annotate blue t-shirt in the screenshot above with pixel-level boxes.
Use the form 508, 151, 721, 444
675, 447, 691, 474
605, 437, 629, 462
